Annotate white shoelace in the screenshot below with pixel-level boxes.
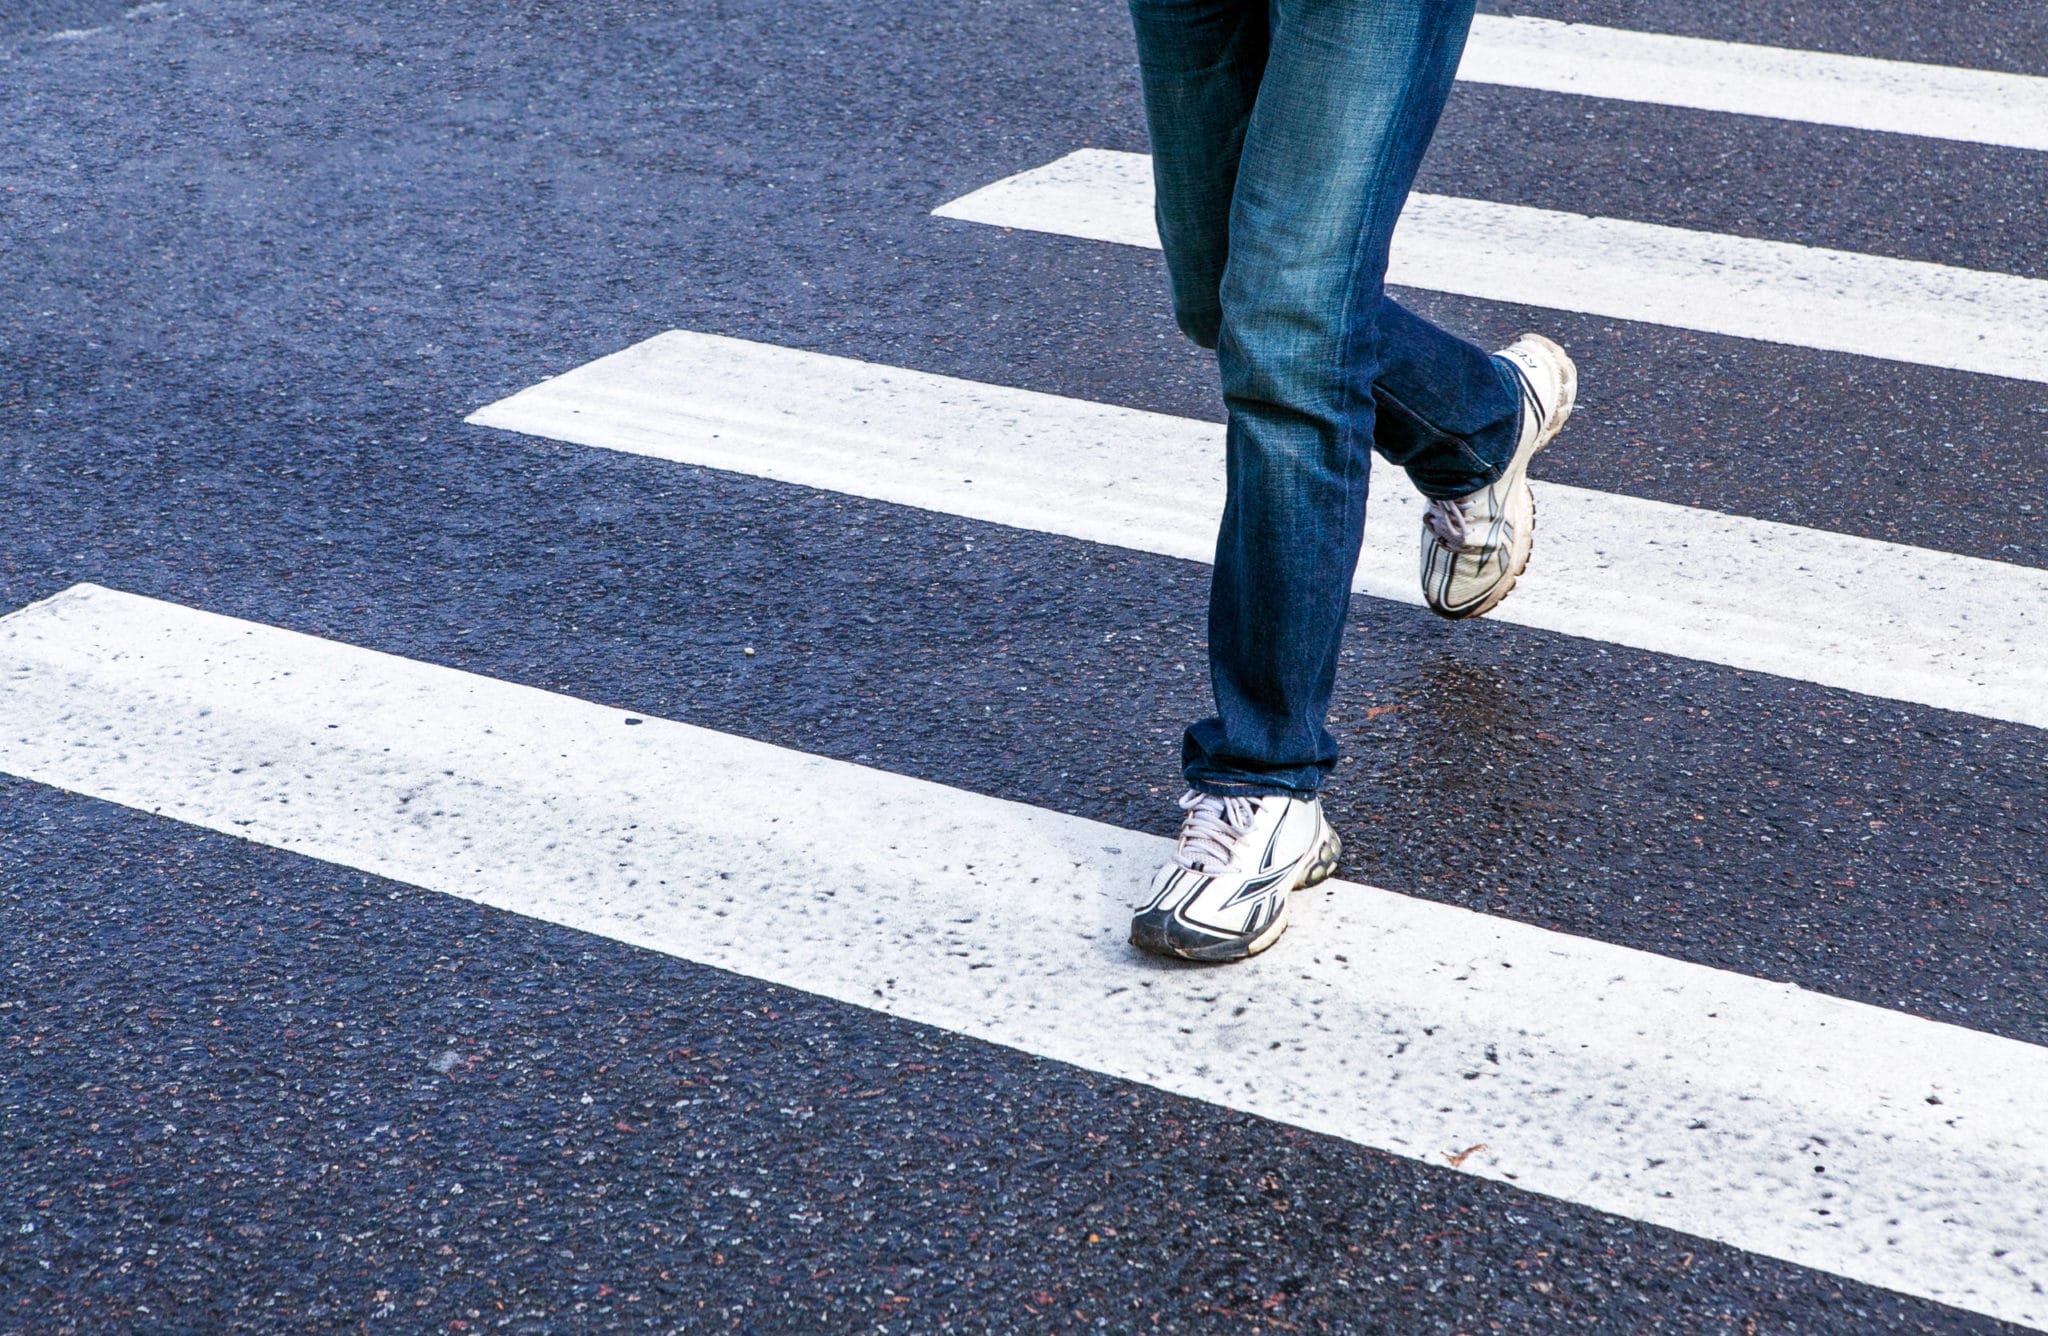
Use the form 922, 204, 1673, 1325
1174, 788, 1259, 873
1425, 349, 1547, 553
1424, 496, 1470, 549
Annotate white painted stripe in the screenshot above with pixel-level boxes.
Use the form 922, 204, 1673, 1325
932, 149, 2048, 387
1, 583, 2043, 1329
466, 331, 2048, 733
1462, 15, 2048, 153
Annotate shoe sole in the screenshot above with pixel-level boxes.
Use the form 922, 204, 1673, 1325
1135, 822, 1343, 964
1429, 334, 1577, 622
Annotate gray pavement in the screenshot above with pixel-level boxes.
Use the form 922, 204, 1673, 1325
2, 0, 2043, 1331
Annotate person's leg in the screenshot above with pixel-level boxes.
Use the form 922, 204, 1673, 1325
1372, 294, 1524, 499
1128, 0, 1576, 960
1183, 0, 1517, 795
1132, 0, 1518, 497
1127, 0, 1268, 352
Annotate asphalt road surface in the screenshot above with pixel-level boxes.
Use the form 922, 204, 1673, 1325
4, 1, 2045, 1332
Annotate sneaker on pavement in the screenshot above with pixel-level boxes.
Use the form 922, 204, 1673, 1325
1419, 333, 1577, 620
1129, 789, 1342, 963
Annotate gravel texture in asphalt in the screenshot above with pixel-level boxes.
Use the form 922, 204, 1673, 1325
3, 0, 2042, 1331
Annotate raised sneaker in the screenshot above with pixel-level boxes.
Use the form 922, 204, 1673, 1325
1129, 789, 1341, 963
1419, 333, 1578, 620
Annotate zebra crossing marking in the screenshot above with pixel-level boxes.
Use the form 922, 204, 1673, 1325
933, 149, 2048, 386
2, 582, 2043, 1331
1461, 15, 2048, 152
466, 330, 2048, 733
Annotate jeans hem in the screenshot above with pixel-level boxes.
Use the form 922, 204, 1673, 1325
1408, 460, 1508, 502
1183, 774, 1323, 800
1383, 360, 1521, 500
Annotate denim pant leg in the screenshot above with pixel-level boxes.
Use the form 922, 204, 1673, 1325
1373, 295, 1525, 499
1128, 0, 1267, 352
1130, 0, 1521, 796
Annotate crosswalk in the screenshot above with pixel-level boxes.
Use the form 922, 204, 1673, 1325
3, 582, 2046, 1327
1457, 16, 2048, 151
6, 7, 2047, 1331
935, 148, 2048, 384
466, 330, 2048, 730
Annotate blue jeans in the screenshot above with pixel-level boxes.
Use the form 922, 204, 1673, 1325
1130, 0, 1523, 796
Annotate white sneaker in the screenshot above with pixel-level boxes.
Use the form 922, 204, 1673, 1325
1419, 333, 1577, 620
1129, 789, 1341, 962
